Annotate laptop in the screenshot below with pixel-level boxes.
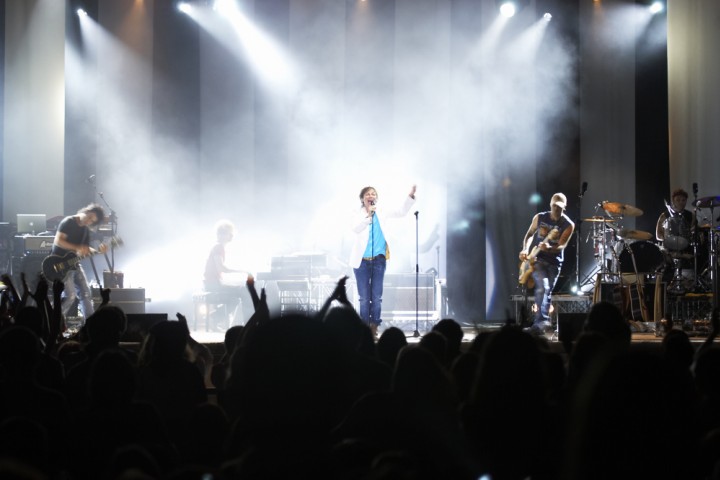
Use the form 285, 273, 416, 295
16, 214, 47, 235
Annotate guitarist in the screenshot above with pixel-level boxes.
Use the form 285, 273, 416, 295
50, 203, 107, 321
518, 192, 575, 335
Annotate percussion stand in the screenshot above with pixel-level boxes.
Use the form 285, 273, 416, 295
709, 206, 719, 309
667, 253, 686, 296
604, 220, 622, 283
690, 234, 708, 293
580, 218, 611, 289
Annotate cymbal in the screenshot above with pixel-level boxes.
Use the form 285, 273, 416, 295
602, 201, 643, 217
582, 217, 617, 223
618, 229, 653, 241
695, 195, 720, 208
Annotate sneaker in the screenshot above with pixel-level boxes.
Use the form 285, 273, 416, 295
536, 320, 553, 332
523, 325, 544, 336
523, 321, 552, 336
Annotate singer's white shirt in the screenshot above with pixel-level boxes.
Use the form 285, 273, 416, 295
348, 195, 416, 269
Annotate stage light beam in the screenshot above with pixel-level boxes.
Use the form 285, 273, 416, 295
77, 8, 88, 17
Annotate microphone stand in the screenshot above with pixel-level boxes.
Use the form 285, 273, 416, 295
369, 203, 375, 329
575, 182, 588, 293
98, 191, 119, 287
413, 210, 420, 338
85, 176, 102, 287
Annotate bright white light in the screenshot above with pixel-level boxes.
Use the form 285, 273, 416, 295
76, 8, 88, 17
220, 7, 295, 88
214, 0, 237, 16
499, 2, 517, 18
543, 12, 552, 21
177, 2, 192, 14
649, 1, 664, 14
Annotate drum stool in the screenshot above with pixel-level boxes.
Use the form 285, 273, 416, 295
192, 291, 238, 331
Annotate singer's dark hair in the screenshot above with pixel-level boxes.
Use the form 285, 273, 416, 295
78, 203, 106, 226
359, 186, 377, 202
671, 188, 688, 200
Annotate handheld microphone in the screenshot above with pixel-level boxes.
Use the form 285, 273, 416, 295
369, 200, 375, 216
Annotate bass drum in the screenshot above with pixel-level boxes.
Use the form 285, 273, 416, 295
619, 241, 664, 273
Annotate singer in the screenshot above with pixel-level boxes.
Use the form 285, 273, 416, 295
519, 192, 575, 335
349, 185, 417, 338
50, 203, 107, 322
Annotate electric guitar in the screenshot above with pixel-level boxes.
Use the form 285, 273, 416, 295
518, 228, 560, 288
42, 236, 123, 282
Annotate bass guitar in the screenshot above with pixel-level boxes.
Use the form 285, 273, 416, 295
42, 236, 123, 282
518, 228, 560, 288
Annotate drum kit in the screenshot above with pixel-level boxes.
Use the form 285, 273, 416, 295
581, 196, 720, 302
583, 201, 656, 284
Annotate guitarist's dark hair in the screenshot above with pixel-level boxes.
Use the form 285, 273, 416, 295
78, 203, 106, 226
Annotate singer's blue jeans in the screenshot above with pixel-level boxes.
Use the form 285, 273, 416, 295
353, 255, 386, 326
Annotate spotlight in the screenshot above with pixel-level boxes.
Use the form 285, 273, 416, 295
543, 12, 552, 21
76, 8, 88, 17
499, 1, 517, 18
177, 1, 192, 14
649, 1, 664, 14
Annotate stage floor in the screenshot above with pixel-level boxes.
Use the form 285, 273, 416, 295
187, 323, 704, 348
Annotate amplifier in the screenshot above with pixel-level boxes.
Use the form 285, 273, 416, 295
14, 235, 53, 254
92, 288, 146, 314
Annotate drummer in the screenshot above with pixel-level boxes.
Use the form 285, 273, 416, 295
656, 188, 696, 266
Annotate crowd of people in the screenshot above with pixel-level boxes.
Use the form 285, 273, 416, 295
2, 268, 720, 480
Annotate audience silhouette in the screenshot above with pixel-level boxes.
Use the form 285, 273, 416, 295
1, 271, 720, 480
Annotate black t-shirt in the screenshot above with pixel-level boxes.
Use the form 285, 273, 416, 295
51, 216, 90, 256
531, 211, 573, 267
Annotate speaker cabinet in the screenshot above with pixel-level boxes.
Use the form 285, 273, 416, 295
11, 254, 46, 292
92, 288, 146, 314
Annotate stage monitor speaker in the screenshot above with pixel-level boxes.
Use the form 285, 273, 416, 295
382, 273, 436, 313
123, 313, 168, 343
383, 286, 435, 312
92, 288, 146, 314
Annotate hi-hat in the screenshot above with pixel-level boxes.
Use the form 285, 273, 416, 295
602, 201, 643, 217
618, 229, 653, 241
582, 217, 617, 222
695, 196, 720, 208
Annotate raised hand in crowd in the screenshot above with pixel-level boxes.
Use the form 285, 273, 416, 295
317, 275, 351, 321
100, 287, 111, 307
29, 276, 51, 342
245, 274, 269, 325
19, 272, 32, 307
48, 280, 65, 348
